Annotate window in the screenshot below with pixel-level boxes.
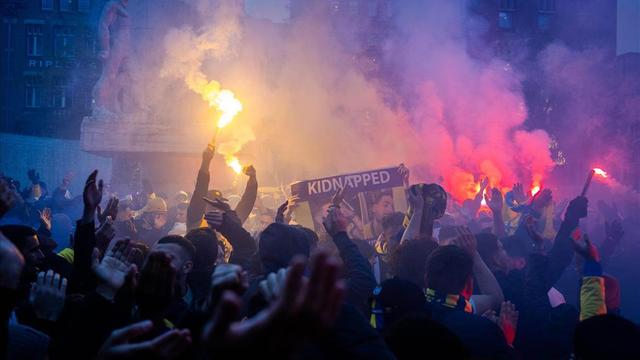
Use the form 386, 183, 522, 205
26, 25, 44, 56
498, 11, 513, 29
25, 77, 46, 108
54, 26, 75, 58
60, 0, 73, 12
42, 0, 53, 10
78, 0, 90, 12
52, 78, 70, 108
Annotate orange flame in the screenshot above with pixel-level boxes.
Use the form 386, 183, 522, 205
531, 185, 540, 196
226, 156, 242, 174
593, 168, 608, 178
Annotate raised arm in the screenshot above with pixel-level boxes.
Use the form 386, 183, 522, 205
486, 188, 506, 239
400, 186, 423, 244
453, 227, 504, 313
547, 196, 587, 288
323, 206, 376, 316
187, 145, 214, 231
234, 165, 257, 225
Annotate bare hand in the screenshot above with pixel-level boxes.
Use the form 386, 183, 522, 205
29, 270, 67, 321
212, 263, 248, 296
480, 177, 489, 191
485, 188, 503, 213
97, 320, 192, 360
92, 240, 138, 300
573, 233, 600, 263
202, 144, 215, 164
202, 251, 345, 356
565, 196, 588, 222
98, 197, 119, 226
452, 226, 477, 256
398, 164, 410, 188
498, 301, 519, 346
406, 186, 425, 212
83, 170, 104, 219
204, 210, 224, 230
330, 187, 345, 207
511, 183, 528, 203
531, 189, 552, 212
38, 208, 52, 231
322, 206, 348, 236
259, 268, 288, 302
242, 165, 256, 178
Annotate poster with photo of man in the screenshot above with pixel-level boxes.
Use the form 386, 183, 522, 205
290, 166, 407, 240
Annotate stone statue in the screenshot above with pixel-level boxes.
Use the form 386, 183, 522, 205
92, 0, 132, 116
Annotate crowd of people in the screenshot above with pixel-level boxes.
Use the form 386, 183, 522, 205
1, 144, 639, 359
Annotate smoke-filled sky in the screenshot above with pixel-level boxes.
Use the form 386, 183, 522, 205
122, 0, 636, 203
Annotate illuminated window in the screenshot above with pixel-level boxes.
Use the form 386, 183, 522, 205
25, 77, 45, 108
54, 26, 75, 58
26, 25, 44, 56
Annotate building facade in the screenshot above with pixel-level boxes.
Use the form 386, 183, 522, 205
1, 0, 99, 139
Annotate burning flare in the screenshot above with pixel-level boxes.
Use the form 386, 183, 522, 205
531, 185, 541, 196
593, 168, 608, 178
226, 156, 243, 175
213, 89, 243, 128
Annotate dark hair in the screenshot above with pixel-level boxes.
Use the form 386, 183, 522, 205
157, 235, 196, 262
574, 315, 640, 360
476, 232, 500, 269
375, 277, 426, 333
291, 225, 319, 250
0, 225, 38, 249
381, 212, 405, 232
392, 239, 439, 288
185, 228, 218, 271
259, 223, 310, 274
425, 245, 473, 294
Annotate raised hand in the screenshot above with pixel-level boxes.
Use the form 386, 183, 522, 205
29, 270, 67, 321
485, 188, 503, 213
258, 268, 287, 302
202, 251, 345, 356
202, 144, 215, 167
204, 210, 224, 230
38, 208, 52, 231
530, 188, 552, 212
452, 226, 477, 256
573, 233, 600, 263
511, 183, 528, 204
275, 200, 289, 224
565, 196, 588, 222
83, 170, 104, 222
322, 206, 348, 236
98, 197, 119, 226
479, 177, 489, 191
330, 187, 345, 208
211, 263, 248, 304
242, 165, 256, 178
97, 320, 192, 360
398, 163, 410, 188
498, 301, 519, 346
406, 186, 425, 210
92, 240, 138, 301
